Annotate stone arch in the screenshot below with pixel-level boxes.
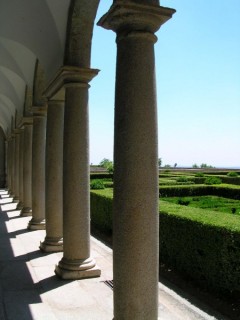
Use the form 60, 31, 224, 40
64, 0, 100, 67
32, 60, 47, 107
0, 95, 12, 132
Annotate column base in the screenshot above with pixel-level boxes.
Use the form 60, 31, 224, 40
55, 257, 101, 280
21, 207, 32, 217
28, 218, 45, 230
40, 237, 63, 252
17, 201, 24, 210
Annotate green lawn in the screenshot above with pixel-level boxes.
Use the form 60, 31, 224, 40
161, 195, 240, 215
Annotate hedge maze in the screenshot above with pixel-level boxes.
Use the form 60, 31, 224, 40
90, 169, 240, 297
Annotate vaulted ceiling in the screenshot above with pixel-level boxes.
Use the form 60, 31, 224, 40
0, 0, 100, 135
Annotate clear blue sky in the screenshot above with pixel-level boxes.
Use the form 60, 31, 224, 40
90, 0, 240, 168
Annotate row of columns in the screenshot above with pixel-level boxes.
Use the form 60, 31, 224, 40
6, 67, 101, 280
5, 2, 175, 319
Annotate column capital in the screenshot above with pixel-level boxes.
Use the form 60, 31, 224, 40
13, 128, 22, 135
98, 1, 176, 35
32, 106, 48, 117
44, 66, 100, 101
18, 117, 33, 129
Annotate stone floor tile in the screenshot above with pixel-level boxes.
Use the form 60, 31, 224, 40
0, 261, 38, 291
4, 290, 57, 320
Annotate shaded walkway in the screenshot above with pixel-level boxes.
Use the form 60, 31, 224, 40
0, 190, 228, 319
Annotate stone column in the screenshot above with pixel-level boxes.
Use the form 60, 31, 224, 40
28, 107, 47, 230
21, 119, 33, 216
13, 129, 20, 201
40, 100, 64, 252
98, 2, 175, 319
17, 129, 24, 209
0, 129, 6, 188
6, 137, 11, 191
10, 134, 15, 196
52, 67, 100, 279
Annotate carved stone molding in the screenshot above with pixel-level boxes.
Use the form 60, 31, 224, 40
98, 1, 176, 35
31, 106, 47, 117
18, 117, 33, 129
44, 66, 99, 101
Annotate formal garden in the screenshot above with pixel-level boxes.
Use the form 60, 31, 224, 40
89, 167, 240, 308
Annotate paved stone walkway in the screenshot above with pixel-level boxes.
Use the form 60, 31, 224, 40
0, 190, 226, 319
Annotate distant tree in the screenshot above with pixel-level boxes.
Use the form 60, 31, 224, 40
174, 163, 177, 168
99, 158, 114, 174
158, 158, 162, 167
192, 163, 199, 168
99, 158, 112, 168
106, 162, 114, 174
164, 164, 171, 169
200, 163, 214, 169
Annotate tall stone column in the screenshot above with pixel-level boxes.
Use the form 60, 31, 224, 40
17, 129, 24, 209
13, 129, 20, 201
6, 137, 11, 191
28, 107, 47, 230
99, 2, 175, 319
49, 67, 101, 279
10, 134, 15, 196
21, 119, 33, 216
0, 129, 6, 188
40, 100, 64, 252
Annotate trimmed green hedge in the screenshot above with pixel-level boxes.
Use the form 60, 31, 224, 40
90, 189, 113, 235
220, 176, 240, 185
160, 185, 212, 197
159, 201, 240, 295
160, 184, 240, 199
90, 188, 240, 295
90, 173, 113, 180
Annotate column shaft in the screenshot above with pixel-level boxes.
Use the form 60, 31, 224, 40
28, 108, 47, 230
10, 136, 15, 195
40, 100, 64, 252
98, 3, 175, 319
0, 130, 6, 188
114, 33, 159, 320
55, 72, 100, 279
18, 129, 24, 209
21, 123, 33, 216
14, 131, 20, 200
6, 139, 11, 190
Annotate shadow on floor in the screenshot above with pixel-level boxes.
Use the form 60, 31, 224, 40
0, 203, 73, 320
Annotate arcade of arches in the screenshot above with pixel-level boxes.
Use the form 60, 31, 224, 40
0, 1, 175, 319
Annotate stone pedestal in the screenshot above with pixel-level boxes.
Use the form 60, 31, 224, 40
40, 100, 64, 252
21, 119, 33, 216
99, 2, 175, 319
46, 67, 101, 279
28, 107, 47, 230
